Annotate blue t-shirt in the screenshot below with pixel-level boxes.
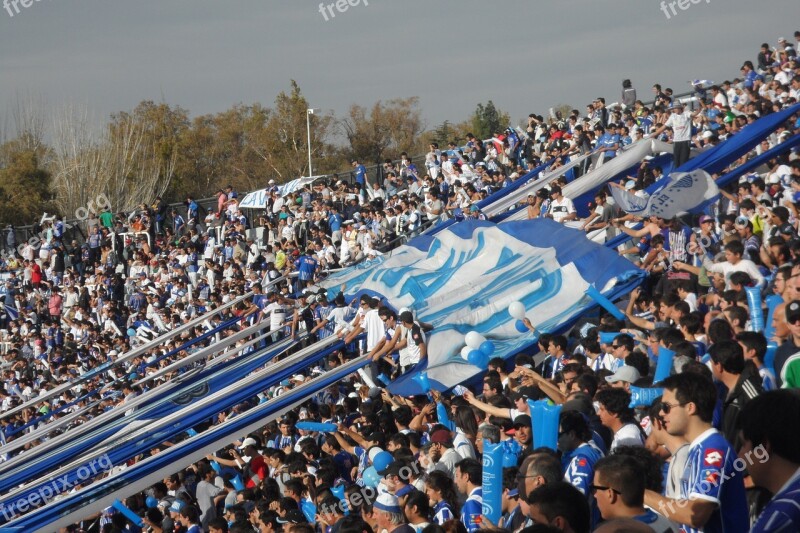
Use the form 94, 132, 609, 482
461, 487, 483, 532
679, 428, 748, 533
329, 213, 343, 232
354, 164, 367, 185
750, 468, 800, 533
563, 441, 604, 496
295, 255, 319, 282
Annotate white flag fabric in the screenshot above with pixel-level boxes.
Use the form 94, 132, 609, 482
609, 170, 719, 219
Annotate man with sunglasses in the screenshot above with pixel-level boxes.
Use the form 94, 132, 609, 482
592, 455, 674, 533
644, 372, 748, 533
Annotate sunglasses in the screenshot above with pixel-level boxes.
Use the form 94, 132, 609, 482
659, 401, 686, 414
590, 484, 620, 495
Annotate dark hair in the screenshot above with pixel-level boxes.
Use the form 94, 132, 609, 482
612, 445, 663, 493
425, 471, 459, 511
613, 334, 634, 352
729, 271, 752, 288
337, 516, 374, 533
595, 388, 634, 419
454, 406, 479, 439
575, 373, 599, 398
707, 319, 735, 345
594, 454, 645, 507
625, 352, 650, 378
725, 240, 745, 256
455, 458, 482, 485
736, 331, 767, 363
724, 306, 749, 330
708, 340, 745, 374
404, 490, 432, 521
661, 372, 716, 423
559, 411, 592, 442
551, 335, 568, 351
737, 390, 800, 464
526, 481, 590, 533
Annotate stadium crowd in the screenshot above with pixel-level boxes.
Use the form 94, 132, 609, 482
1, 30, 800, 533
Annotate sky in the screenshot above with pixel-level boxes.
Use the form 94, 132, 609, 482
1, 0, 799, 138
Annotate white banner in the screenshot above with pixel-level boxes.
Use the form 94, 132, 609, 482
609, 170, 719, 219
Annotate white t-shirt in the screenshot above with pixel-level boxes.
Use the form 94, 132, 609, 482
363, 308, 385, 352
263, 302, 287, 330
665, 110, 693, 142
611, 423, 645, 451
549, 197, 576, 223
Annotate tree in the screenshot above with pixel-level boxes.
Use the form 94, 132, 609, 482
471, 101, 511, 140
340, 97, 425, 165
49, 102, 180, 217
0, 141, 52, 224
250, 80, 338, 183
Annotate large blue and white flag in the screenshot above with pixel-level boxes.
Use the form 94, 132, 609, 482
609, 169, 719, 219
323, 219, 644, 394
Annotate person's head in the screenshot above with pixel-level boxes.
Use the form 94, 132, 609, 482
557, 411, 592, 454
594, 389, 634, 427
454, 458, 481, 495
724, 240, 744, 264
659, 372, 717, 437
737, 390, 800, 490
517, 451, 562, 510
526, 481, 590, 533
610, 334, 633, 359
403, 491, 431, 523
592, 455, 646, 520
424, 470, 457, 509
708, 339, 745, 379
373, 494, 405, 532
179, 505, 200, 526
549, 335, 568, 356
735, 331, 767, 365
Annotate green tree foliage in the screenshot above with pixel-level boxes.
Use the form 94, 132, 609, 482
0, 139, 52, 224
341, 97, 425, 165
471, 100, 511, 140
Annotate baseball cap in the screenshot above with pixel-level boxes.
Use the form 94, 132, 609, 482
786, 301, 800, 324
169, 500, 185, 513
429, 429, 451, 444
377, 460, 404, 478
277, 509, 307, 524
669, 101, 684, 109
374, 493, 402, 514
512, 385, 539, 402
513, 414, 532, 428
605, 366, 641, 384
240, 437, 258, 450
698, 215, 713, 225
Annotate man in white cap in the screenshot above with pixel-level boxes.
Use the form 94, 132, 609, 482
650, 100, 702, 168
373, 493, 415, 533
605, 366, 641, 393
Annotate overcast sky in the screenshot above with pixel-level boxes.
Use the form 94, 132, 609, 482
1, 0, 798, 137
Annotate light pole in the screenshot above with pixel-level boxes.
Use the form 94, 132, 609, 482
306, 108, 315, 177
